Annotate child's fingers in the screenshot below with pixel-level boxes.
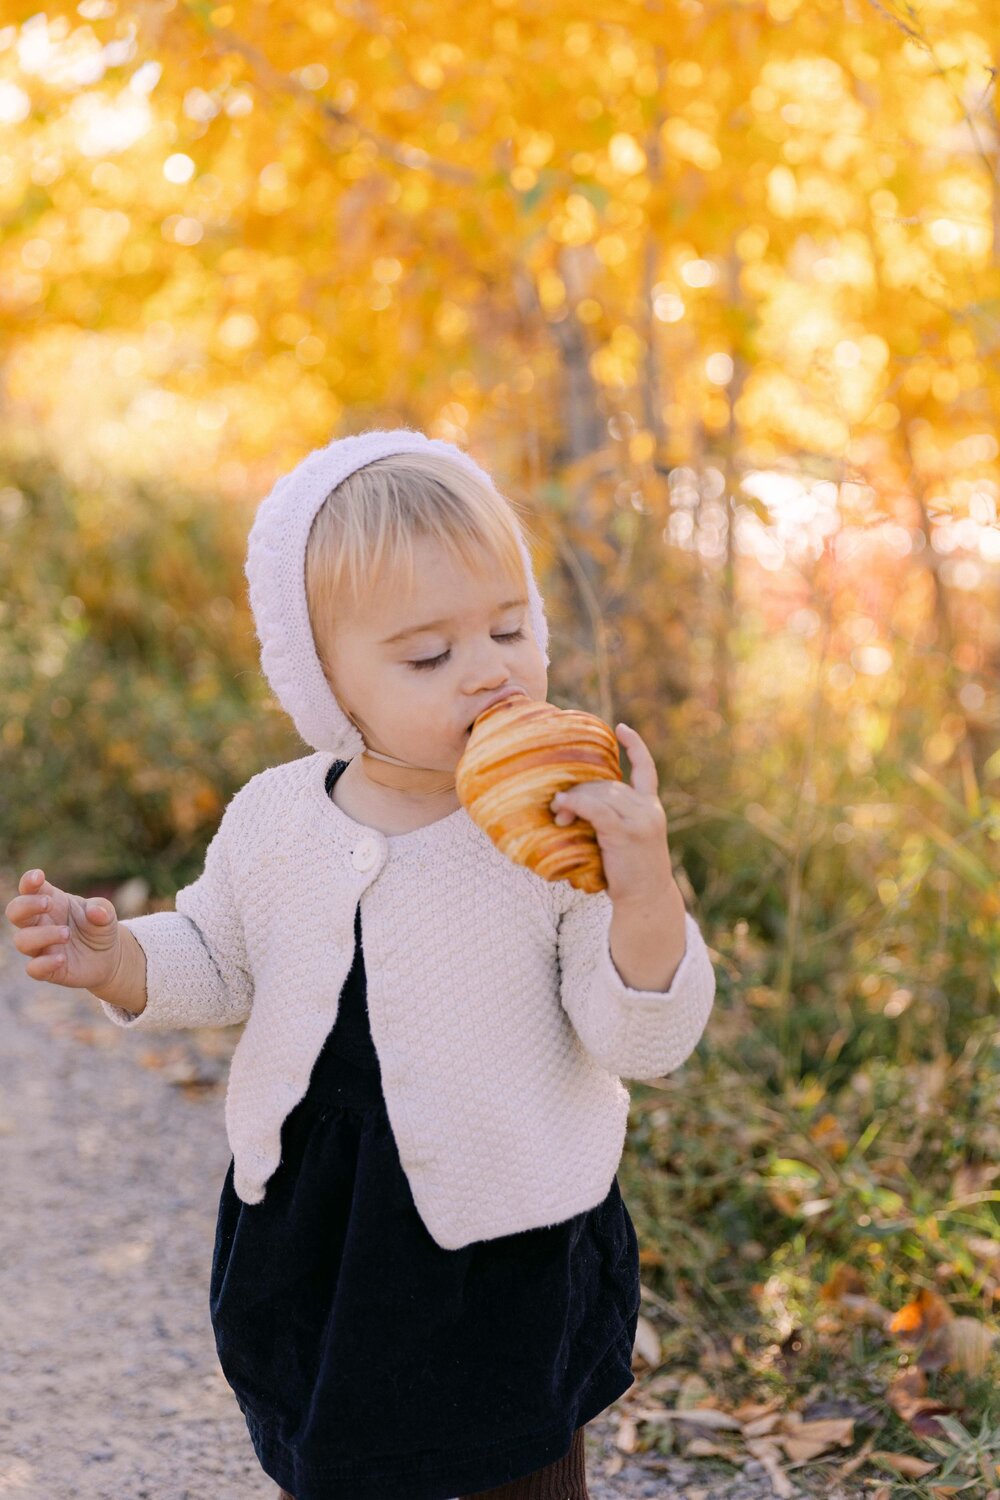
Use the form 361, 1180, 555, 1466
26, 950, 68, 980
82, 899, 115, 925
4, 892, 52, 925
11, 868, 54, 912
14, 922, 70, 958
6, 871, 54, 925
8, 869, 71, 928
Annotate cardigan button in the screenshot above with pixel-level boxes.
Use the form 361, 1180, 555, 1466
351, 836, 379, 871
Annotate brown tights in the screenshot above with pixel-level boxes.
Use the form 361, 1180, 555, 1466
459, 1425, 588, 1499
275, 1423, 589, 1500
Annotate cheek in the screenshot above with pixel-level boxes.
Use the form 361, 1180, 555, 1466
402, 673, 435, 694
522, 645, 548, 692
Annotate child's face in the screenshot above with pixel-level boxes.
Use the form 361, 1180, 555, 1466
320, 535, 549, 771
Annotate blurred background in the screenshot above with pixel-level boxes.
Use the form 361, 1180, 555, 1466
1, 0, 999, 1491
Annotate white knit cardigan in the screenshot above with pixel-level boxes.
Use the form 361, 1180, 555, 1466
97, 752, 716, 1251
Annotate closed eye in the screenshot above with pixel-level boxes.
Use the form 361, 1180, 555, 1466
406, 629, 526, 672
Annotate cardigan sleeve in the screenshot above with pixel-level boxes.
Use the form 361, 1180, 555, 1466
95, 810, 253, 1033
555, 882, 715, 1080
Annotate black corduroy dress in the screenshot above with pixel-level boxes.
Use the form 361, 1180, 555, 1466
208, 759, 641, 1500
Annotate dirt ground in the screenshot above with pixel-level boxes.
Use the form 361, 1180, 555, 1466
0, 917, 855, 1500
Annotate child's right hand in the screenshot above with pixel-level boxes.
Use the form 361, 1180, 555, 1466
4, 868, 123, 992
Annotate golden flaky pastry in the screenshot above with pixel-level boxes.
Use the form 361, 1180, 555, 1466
455, 697, 623, 892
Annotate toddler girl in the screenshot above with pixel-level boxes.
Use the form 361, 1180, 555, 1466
5, 428, 716, 1500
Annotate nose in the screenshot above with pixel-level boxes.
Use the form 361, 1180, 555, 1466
461, 640, 527, 722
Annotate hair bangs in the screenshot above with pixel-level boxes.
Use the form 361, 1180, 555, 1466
305, 450, 532, 672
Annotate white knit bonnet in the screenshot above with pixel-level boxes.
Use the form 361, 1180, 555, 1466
244, 427, 550, 756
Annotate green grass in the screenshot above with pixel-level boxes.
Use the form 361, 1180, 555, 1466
616, 1001, 1000, 1495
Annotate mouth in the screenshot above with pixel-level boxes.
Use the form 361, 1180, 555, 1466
465, 692, 526, 734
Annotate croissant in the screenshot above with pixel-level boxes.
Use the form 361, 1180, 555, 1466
455, 697, 623, 893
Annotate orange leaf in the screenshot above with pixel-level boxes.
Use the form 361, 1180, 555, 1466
889, 1287, 954, 1339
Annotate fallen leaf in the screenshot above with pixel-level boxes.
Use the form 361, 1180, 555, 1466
871, 1450, 939, 1479
910, 1409, 957, 1441
683, 1437, 732, 1458
886, 1368, 941, 1421
777, 1415, 855, 1463
657, 1408, 743, 1430
885, 1367, 959, 1441
732, 1396, 784, 1423
742, 1412, 783, 1438
890, 1288, 954, 1340
745, 1436, 795, 1497
627, 1402, 672, 1422
676, 1373, 712, 1408
821, 1263, 866, 1300
838, 1433, 877, 1477
631, 1314, 661, 1369
614, 1413, 638, 1454
942, 1316, 996, 1377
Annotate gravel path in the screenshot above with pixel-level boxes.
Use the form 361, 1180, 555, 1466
0, 922, 851, 1500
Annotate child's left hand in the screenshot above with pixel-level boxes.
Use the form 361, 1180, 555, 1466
549, 723, 677, 908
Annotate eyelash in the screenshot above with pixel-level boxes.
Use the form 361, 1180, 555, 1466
406, 629, 526, 672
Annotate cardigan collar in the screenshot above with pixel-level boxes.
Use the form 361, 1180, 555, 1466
310, 754, 473, 854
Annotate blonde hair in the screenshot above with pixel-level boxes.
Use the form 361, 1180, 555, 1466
305, 450, 535, 677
